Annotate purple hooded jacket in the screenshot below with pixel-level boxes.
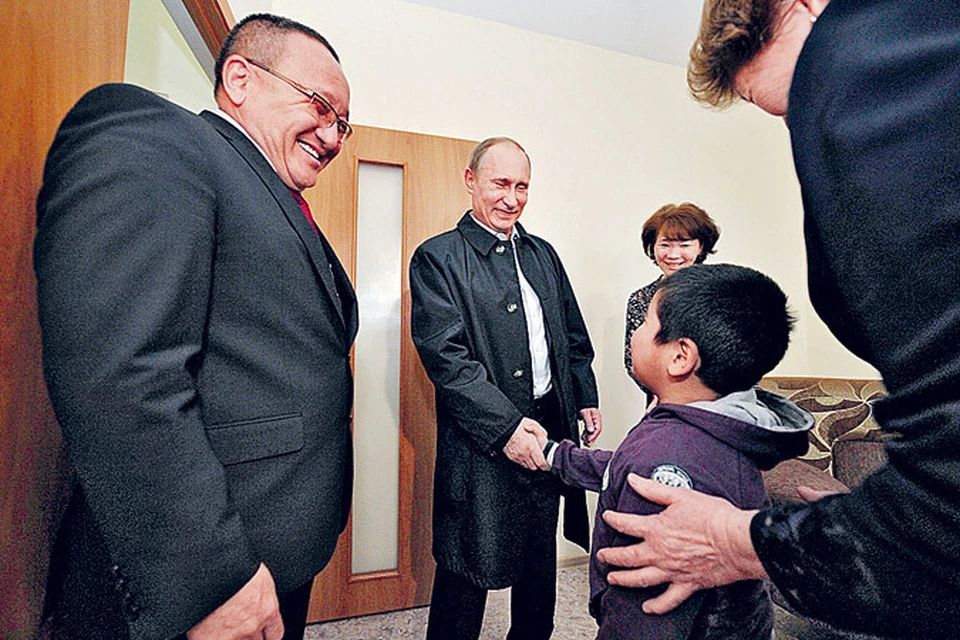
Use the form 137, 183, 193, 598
549, 387, 812, 639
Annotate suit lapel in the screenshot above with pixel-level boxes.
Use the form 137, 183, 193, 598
332, 245, 358, 342
200, 111, 353, 333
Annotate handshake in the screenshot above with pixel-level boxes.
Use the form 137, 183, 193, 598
503, 417, 552, 471
502, 408, 602, 471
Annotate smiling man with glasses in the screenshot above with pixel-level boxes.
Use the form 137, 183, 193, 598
36, 14, 357, 640
212, 17, 352, 193
244, 58, 353, 142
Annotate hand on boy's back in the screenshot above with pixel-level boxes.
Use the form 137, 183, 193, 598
503, 418, 549, 470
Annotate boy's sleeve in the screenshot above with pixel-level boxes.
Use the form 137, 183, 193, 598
549, 439, 612, 492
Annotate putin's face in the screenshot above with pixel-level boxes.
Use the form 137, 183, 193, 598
465, 142, 530, 237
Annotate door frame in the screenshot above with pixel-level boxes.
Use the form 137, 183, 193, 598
305, 125, 476, 621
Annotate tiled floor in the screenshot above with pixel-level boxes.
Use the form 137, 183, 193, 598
304, 562, 882, 639
304, 562, 594, 639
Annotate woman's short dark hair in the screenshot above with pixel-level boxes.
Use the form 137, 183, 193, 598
687, 0, 780, 108
641, 202, 721, 264
654, 263, 795, 396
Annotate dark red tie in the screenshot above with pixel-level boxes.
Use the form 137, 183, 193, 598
288, 189, 320, 236
288, 189, 343, 315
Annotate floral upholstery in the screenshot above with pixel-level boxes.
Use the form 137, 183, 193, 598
758, 377, 887, 478
760, 378, 892, 638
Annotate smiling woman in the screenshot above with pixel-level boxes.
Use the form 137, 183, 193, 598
624, 202, 719, 394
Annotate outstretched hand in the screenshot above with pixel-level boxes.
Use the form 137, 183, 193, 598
503, 418, 548, 470
596, 474, 765, 614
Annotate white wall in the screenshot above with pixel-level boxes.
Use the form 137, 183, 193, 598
130, 0, 878, 561
268, 6, 872, 392
263, 0, 876, 560
124, 0, 216, 112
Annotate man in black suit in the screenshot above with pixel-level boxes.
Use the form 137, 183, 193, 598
410, 138, 602, 640
35, 14, 357, 640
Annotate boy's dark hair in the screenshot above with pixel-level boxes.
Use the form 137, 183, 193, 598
214, 13, 340, 94
654, 263, 794, 396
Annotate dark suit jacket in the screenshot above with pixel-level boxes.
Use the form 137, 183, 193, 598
410, 213, 598, 587
750, 1, 960, 636
34, 84, 358, 639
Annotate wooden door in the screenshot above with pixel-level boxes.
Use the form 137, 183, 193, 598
305, 125, 477, 621
1, 2, 130, 638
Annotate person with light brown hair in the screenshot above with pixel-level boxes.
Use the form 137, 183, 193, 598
624, 203, 719, 394
598, 1, 960, 637
687, 0, 793, 110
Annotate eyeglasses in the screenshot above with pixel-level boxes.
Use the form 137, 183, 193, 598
245, 58, 353, 141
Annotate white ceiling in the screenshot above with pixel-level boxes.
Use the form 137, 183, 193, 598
401, 0, 704, 68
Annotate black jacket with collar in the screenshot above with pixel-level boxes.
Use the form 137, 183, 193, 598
410, 212, 598, 587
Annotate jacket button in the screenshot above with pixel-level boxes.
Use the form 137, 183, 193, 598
513, 369, 524, 378
507, 303, 518, 313
495, 245, 506, 254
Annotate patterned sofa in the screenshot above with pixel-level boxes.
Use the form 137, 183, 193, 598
758, 377, 892, 639
759, 376, 889, 502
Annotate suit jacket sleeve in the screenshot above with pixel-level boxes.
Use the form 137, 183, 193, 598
409, 244, 524, 452
35, 85, 258, 637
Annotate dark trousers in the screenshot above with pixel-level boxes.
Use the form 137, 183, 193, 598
426, 536, 558, 640
276, 579, 315, 640
426, 389, 563, 640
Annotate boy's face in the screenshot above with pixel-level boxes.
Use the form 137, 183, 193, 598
631, 293, 672, 392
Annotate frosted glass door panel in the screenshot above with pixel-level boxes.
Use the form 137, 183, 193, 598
351, 162, 403, 574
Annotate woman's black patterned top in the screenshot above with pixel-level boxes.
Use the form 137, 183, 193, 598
624, 278, 661, 394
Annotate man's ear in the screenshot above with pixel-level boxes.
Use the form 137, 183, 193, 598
219, 55, 254, 107
667, 337, 700, 378
463, 167, 476, 195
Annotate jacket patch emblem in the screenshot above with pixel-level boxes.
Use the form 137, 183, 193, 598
651, 464, 694, 490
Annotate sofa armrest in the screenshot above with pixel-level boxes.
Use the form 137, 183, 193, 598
763, 459, 850, 507
831, 439, 888, 488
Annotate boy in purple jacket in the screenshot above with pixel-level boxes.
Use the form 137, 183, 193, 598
543, 264, 812, 639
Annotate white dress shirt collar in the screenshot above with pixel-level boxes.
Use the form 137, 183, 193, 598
208, 109, 278, 174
